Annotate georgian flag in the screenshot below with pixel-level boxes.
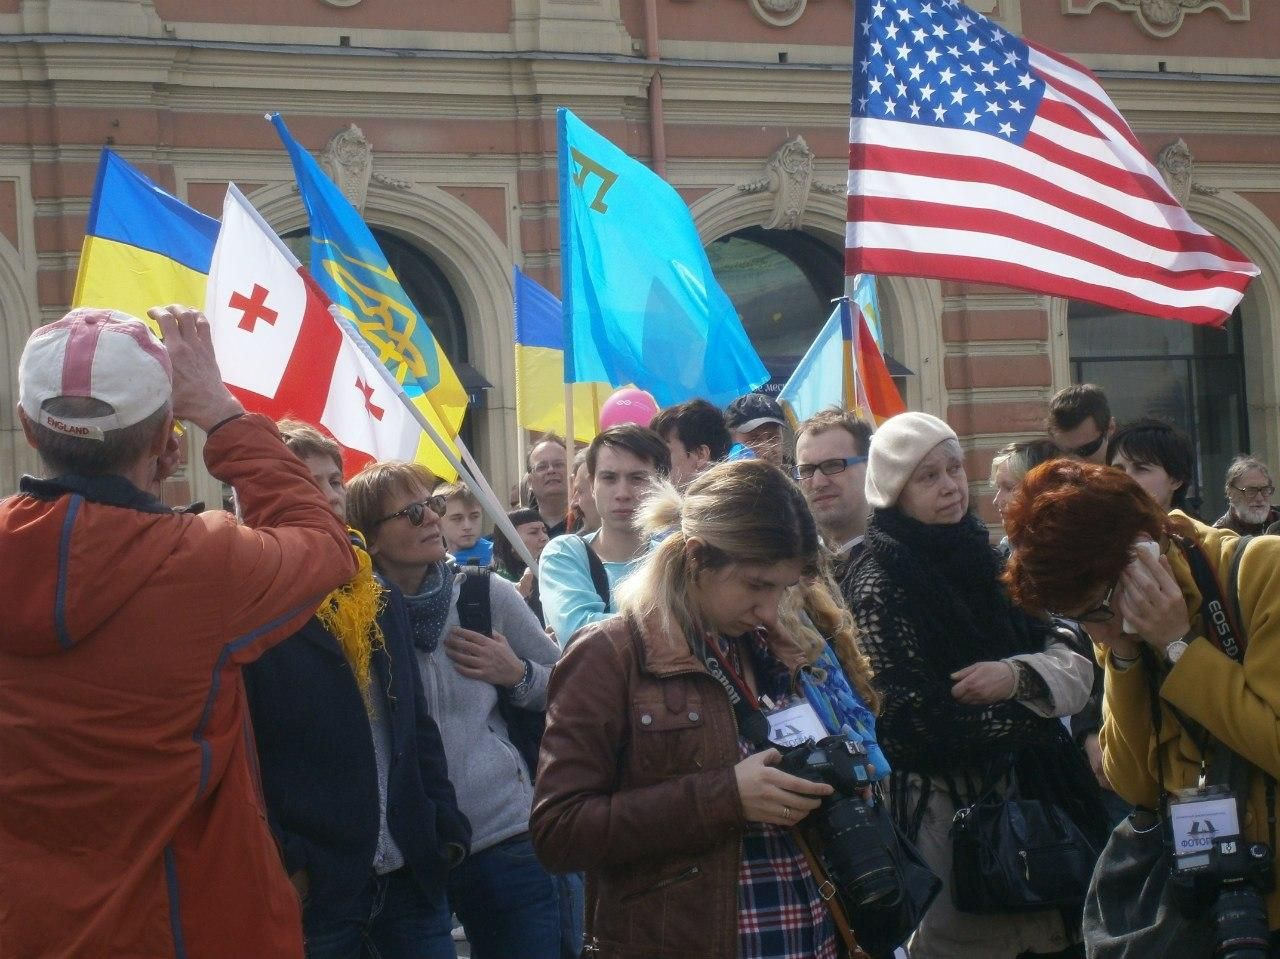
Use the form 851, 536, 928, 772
206, 184, 422, 475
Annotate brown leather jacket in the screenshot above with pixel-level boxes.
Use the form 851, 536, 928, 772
530, 614, 808, 959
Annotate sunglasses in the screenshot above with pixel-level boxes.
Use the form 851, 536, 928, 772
791, 455, 869, 482
1061, 583, 1116, 625
374, 495, 448, 528
1062, 433, 1108, 460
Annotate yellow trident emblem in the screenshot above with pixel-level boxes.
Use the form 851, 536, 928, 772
317, 240, 440, 392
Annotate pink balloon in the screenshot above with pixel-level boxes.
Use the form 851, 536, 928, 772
599, 387, 660, 431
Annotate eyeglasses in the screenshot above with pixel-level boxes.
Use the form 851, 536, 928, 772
373, 495, 447, 528
1061, 433, 1107, 460
791, 456, 869, 482
530, 460, 565, 475
1060, 583, 1116, 625
1230, 483, 1275, 499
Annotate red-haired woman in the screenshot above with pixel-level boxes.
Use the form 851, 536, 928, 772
1003, 458, 1280, 947
845, 413, 1104, 958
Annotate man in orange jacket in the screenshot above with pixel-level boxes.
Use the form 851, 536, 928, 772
0, 305, 357, 958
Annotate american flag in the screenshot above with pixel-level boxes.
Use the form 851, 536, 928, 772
846, 0, 1258, 326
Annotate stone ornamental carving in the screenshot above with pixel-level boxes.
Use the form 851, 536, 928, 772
1062, 1, 1250, 39
1156, 139, 1218, 204
736, 136, 843, 230
747, 0, 806, 27
319, 124, 373, 212
317, 124, 411, 212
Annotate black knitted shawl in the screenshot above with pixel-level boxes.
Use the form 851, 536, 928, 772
852, 508, 1107, 847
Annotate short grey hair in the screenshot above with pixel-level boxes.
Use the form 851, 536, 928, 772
1225, 455, 1271, 493
29, 396, 170, 477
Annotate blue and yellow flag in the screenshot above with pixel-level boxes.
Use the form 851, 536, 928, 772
73, 149, 219, 328
777, 303, 850, 428
557, 108, 768, 408
513, 266, 606, 444
271, 113, 466, 479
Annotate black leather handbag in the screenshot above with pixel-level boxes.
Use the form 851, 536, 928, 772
951, 775, 1100, 914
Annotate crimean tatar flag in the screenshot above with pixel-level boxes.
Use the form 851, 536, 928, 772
513, 266, 607, 444
557, 107, 769, 407
206, 185, 423, 477
847, 0, 1257, 326
73, 149, 220, 330
271, 113, 465, 478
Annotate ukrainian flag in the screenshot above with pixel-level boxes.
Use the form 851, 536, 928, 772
514, 266, 606, 444
271, 113, 466, 480
72, 150, 219, 329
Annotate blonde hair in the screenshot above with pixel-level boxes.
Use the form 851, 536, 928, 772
615, 458, 820, 644
346, 461, 438, 543
777, 575, 881, 714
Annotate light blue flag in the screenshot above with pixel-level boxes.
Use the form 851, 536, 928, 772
777, 304, 847, 427
557, 108, 768, 408
851, 272, 883, 350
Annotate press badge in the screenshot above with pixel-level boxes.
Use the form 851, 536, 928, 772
764, 700, 828, 748
1167, 786, 1241, 872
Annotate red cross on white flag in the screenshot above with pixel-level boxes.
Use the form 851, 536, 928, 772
206, 185, 423, 475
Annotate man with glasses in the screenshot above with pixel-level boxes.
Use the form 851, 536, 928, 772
793, 408, 874, 582
1214, 455, 1280, 536
1047, 383, 1115, 464
527, 436, 570, 537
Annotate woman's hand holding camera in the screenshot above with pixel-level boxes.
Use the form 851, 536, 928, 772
1114, 547, 1190, 654
734, 749, 833, 828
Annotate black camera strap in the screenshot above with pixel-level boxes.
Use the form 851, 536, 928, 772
687, 630, 774, 750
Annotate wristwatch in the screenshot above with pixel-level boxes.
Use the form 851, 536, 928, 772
1165, 638, 1190, 664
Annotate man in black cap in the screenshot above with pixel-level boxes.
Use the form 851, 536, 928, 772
724, 392, 788, 467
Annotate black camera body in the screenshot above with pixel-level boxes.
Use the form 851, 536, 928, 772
1172, 837, 1274, 959
775, 734, 898, 908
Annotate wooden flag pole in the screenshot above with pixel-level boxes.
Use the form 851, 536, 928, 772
564, 383, 576, 530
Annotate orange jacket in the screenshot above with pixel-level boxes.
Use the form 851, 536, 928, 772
0, 413, 357, 958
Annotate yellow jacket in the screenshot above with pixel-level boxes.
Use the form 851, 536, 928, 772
1100, 514, 1280, 924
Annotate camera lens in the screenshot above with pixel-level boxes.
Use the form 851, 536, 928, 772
815, 797, 900, 907
1211, 885, 1271, 959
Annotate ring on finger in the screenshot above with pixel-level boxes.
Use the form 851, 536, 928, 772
782, 805, 793, 820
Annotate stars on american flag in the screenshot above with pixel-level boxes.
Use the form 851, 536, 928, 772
853, 0, 1045, 143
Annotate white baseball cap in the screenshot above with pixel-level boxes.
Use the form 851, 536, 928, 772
19, 308, 173, 441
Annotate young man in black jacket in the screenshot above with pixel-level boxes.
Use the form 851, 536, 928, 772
245, 421, 470, 959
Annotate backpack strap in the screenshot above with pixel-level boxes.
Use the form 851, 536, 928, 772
582, 536, 612, 609
456, 567, 492, 636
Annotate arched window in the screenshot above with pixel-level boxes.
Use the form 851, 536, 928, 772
282, 227, 488, 452
1068, 303, 1249, 520
705, 226, 908, 401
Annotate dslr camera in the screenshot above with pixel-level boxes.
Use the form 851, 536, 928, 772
774, 734, 899, 908
1171, 834, 1274, 959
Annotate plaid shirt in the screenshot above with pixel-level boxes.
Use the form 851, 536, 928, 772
721, 634, 838, 959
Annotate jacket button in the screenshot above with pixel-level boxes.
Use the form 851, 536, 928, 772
688, 711, 700, 722
640, 714, 653, 726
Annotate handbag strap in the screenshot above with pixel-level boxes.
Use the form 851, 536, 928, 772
792, 827, 871, 959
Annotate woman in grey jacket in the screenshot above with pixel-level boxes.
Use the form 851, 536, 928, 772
348, 461, 563, 959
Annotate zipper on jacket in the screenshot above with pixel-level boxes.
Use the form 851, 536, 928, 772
619, 864, 701, 903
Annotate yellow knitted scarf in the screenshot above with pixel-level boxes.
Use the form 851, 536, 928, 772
314, 531, 385, 699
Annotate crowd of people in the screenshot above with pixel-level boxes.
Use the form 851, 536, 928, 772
5, 307, 1280, 959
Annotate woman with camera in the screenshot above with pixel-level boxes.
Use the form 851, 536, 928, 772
1003, 458, 1280, 954
530, 459, 888, 959
845, 413, 1105, 958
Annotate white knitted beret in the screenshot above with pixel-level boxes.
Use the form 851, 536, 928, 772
864, 412, 959, 509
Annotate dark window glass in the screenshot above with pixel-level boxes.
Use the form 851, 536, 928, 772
706, 227, 843, 388
1069, 305, 1248, 521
